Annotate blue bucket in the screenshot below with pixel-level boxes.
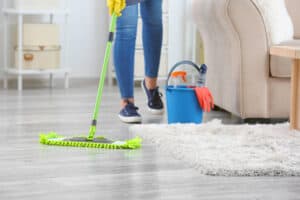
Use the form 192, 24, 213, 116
166, 61, 203, 124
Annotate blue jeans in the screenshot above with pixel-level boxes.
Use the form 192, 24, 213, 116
113, 0, 163, 99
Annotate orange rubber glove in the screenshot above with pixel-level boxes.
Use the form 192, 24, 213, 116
107, 0, 126, 16
194, 87, 214, 112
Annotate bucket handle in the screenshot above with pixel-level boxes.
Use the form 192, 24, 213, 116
166, 60, 201, 86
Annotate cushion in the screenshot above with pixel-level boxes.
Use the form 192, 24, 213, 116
251, 0, 294, 44
285, 0, 300, 39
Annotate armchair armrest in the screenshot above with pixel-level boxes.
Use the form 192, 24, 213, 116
192, 0, 271, 118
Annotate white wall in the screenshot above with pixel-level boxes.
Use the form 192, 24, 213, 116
0, 0, 197, 79
67, 0, 108, 78
0, 0, 109, 78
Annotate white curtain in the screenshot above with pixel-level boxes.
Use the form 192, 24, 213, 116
168, 0, 197, 67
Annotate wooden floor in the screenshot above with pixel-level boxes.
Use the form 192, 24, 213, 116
1, 80, 300, 200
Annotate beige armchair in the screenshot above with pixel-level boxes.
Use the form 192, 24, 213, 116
192, 0, 300, 119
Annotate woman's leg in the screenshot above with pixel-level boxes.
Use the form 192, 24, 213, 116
114, 4, 138, 107
140, 0, 164, 114
140, 0, 163, 89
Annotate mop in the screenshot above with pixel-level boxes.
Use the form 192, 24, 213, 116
39, 12, 142, 149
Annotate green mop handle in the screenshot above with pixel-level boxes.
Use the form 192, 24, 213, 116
88, 13, 118, 140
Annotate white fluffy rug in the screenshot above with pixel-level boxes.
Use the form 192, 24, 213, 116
130, 120, 300, 176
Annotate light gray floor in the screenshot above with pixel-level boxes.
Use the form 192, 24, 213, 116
1, 80, 300, 200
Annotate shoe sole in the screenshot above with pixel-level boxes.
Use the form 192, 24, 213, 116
147, 107, 164, 115
141, 80, 165, 115
118, 114, 142, 124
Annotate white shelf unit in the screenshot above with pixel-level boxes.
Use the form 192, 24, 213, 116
2, 1, 70, 90
109, 0, 169, 85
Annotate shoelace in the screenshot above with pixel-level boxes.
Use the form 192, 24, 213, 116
125, 101, 139, 111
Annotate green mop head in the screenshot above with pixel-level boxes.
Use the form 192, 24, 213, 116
39, 14, 142, 150
40, 132, 142, 149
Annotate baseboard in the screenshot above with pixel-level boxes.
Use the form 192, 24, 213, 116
0, 77, 99, 90
0, 76, 168, 89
